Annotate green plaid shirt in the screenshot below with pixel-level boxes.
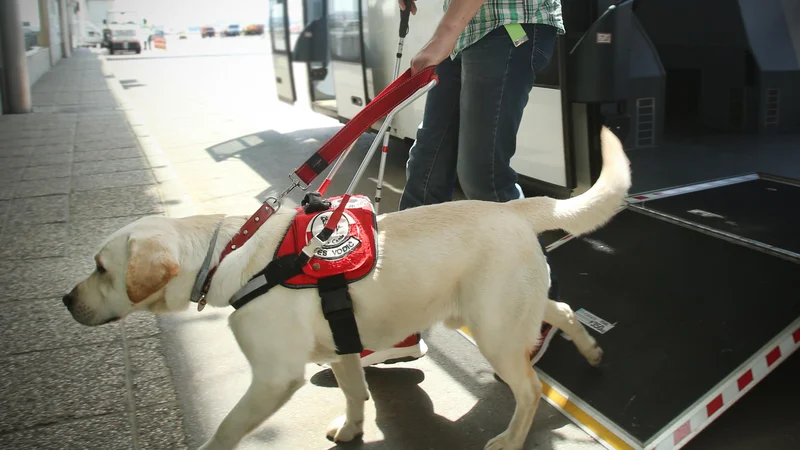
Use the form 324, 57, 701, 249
444, 0, 565, 59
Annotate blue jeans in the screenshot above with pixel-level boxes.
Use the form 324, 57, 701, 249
398, 23, 560, 300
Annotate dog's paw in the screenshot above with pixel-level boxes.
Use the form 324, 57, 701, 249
484, 432, 512, 450
584, 343, 603, 367
326, 415, 364, 443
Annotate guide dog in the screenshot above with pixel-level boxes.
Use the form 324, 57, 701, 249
62, 126, 630, 449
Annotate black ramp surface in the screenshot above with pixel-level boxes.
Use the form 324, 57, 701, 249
536, 209, 800, 444
637, 177, 800, 255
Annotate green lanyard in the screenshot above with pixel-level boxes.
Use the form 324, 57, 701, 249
504, 23, 529, 47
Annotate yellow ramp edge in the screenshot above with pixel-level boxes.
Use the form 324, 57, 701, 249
457, 326, 635, 450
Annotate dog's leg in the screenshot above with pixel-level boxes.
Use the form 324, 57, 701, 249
198, 374, 305, 450
481, 346, 543, 450
544, 300, 603, 366
326, 353, 370, 443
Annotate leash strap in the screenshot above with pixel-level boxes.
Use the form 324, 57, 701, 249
292, 66, 437, 187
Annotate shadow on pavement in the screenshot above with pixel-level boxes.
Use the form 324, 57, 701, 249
205, 126, 418, 213
309, 364, 587, 450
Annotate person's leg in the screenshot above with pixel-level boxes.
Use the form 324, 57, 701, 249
360, 55, 463, 367
458, 23, 560, 365
457, 23, 557, 203
398, 55, 463, 210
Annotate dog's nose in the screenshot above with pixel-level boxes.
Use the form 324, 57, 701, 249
62, 293, 75, 309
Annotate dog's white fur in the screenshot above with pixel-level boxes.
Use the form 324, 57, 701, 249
64, 126, 630, 449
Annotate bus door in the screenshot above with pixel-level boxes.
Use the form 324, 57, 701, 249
326, 0, 370, 120
292, 0, 338, 118
270, 0, 297, 104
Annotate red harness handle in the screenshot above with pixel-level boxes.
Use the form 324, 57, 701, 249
292, 66, 438, 187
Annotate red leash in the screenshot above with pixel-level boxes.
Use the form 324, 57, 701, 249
194, 66, 438, 307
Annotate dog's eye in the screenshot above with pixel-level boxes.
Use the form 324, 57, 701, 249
96, 264, 106, 274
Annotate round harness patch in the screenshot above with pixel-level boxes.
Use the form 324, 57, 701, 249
305, 210, 361, 261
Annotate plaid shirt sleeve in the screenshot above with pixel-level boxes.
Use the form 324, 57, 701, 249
443, 0, 565, 59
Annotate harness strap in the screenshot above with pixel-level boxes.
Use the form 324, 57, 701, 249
230, 253, 309, 310
318, 274, 364, 355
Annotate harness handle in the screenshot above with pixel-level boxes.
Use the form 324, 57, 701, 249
292, 66, 437, 187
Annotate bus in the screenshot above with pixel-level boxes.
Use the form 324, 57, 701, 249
268, 0, 800, 199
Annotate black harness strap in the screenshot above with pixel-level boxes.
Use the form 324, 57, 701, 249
318, 274, 364, 355
230, 253, 308, 309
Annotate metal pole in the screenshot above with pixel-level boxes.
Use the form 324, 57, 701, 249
59, 0, 71, 58
347, 79, 438, 194
0, 0, 33, 113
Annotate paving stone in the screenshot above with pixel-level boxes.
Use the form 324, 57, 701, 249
0, 156, 30, 168
0, 136, 70, 147
71, 184, 164, 219
73, 157, 149, 176
123, 312, 161, 340
0, 297, 121, 356
0, 167, 24, 183
0, 145, 34, 157
14, 177, 71, 198
75, 137, 139, 152
75, 131, 135, 144
7, 194, 69, 227
29, 151, 73, 166
136, 404, 189, 450
0, 342, 127, 433
77, 125, 130, 136
0, 256, 91, 301
22, 163, 72, 180
72, 169, 155, 191
0, 200, 9, 221
0, 137, 45, 148
134, 374, 179, 408
129, 337, 172, 381
0, 222, 68, 259
73, 147, 142, 162
33, 128, 76, 139
0, 182, 15, 200
30, 143, 74, 154
0, 412, 133, 450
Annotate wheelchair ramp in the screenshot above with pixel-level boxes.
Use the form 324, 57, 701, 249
458, 174, 800, 450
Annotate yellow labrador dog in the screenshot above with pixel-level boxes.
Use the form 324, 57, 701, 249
63, 126, 630, 450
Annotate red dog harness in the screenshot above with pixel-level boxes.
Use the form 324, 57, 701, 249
190, 67, 438, 355
275, 195, 377, 289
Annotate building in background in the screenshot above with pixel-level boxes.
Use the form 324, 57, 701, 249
1, 0, 75, 114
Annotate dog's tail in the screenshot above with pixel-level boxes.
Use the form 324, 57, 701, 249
524, 126, 631, 237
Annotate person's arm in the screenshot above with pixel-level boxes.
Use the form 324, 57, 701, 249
433, 0, 489, 41
403, 0, 489, 73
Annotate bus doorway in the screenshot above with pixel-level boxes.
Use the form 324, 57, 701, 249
630, 0, 800, 192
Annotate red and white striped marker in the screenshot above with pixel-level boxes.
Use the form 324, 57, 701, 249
651, 320, 800, 450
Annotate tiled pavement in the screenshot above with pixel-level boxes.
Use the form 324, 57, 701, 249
0, 50, 188, 448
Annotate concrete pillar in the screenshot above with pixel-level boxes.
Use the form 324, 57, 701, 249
0, 0, 34, 113
58, 0, 71, 58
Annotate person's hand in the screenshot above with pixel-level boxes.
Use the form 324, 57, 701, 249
410, 34, 456, 74
398, 0, 417, 15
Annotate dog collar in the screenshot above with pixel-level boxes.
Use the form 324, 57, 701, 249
189, 219, 224, 311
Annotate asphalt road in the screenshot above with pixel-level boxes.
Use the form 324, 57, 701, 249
103, 36, 800, 450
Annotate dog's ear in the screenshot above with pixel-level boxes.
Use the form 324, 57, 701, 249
125, 234, 180, 304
